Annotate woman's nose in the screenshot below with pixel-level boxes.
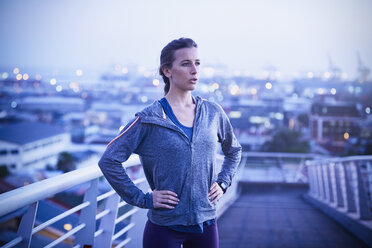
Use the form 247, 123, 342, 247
190, 64, 198, 74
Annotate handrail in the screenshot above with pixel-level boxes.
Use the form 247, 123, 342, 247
0, 154, 144, 248
0, 154, 140, 217
241, 151, 323, 158
309, 155, 372, 163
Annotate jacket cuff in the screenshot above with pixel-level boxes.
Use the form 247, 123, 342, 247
145, 192, 154, 209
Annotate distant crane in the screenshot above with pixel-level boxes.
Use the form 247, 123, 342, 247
328, 53, 342, 79
263, 62, 277, 80
357, 52, 370, 83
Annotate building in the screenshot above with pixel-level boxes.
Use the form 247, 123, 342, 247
225, 98, 285, 151
309, 101, 363, 154
70, 150, 100, 169
0, 122, 71, 173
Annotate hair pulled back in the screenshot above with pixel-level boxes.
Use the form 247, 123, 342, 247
159, 38, 198, 95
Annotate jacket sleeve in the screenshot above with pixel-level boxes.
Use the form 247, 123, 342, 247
98, 115, 153, 209
216, 106, 242, 188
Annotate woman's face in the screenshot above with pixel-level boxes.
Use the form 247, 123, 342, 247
164, 47, 200, 92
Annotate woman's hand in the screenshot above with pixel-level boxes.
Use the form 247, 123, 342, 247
208, 182, 224, 204
152, 190, 179, 209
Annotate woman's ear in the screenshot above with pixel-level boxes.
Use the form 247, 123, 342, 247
162, 67, 172, 78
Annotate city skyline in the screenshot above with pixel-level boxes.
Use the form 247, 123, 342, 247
1, 0, 372, 80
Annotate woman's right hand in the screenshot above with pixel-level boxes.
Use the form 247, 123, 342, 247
152, 190, 179, 209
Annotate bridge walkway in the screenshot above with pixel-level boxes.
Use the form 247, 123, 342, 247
218, 183, 369, 248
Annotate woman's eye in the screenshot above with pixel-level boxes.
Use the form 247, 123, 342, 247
195, 62, 200, 66
182, 62, 190, 66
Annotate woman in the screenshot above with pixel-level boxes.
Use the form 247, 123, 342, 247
98, 38, 242, 248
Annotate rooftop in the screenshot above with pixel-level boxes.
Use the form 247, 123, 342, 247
0, 122, 67, 145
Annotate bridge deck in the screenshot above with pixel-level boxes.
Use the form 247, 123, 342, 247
218, 183, 369, 248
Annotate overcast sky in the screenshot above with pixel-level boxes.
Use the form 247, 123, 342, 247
1, 0, 371, 79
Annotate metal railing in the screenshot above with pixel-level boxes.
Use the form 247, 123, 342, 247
307, 155, 372, 220
5, 151, 358, 247
0, 153, 242, 248
240, 152, 323, 183
0, 155, 144, 248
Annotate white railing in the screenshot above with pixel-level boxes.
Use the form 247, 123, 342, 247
0, 153, 243, 248
307, 155, 372, 220
0, 155, 144, 248
240, 152, 323, 183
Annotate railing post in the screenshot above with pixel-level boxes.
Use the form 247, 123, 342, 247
343, 162, 357, 213
329, 162, 336, 205
313, 164, 320, 197
322, 163, 330, 202
74, 179, 98, 247
356, 161, 372, 220
17, 202, 38, 248
335, 162, 344, 207
312, 163, 320, 198
306, 161, 314, 196
326, 163, 334, 203
95, 192, 120, 247
276, 157, 286, 182
317, 164, 325, 200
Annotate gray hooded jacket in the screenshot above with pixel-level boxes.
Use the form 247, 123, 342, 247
98, 96, 242, 226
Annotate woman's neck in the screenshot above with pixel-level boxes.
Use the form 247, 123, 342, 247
165, 90, 194, 107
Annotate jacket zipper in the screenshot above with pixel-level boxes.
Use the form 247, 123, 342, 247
188, 103, 200, 225
143, 99, 201, 225
189, 141, 193, 224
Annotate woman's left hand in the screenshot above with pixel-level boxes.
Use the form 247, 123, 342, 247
208, 182, 223, 204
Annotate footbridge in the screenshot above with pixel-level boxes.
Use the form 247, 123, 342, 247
0, 153, 371, 247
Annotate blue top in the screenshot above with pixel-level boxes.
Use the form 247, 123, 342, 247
159, 97, 193, 142
159, 97, 214, 233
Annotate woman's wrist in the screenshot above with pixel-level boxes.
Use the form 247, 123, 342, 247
217, 181, 228, 194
